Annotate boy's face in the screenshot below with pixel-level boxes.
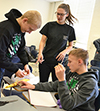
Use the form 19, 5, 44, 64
67, 55, 80, 73
20, 18, 37, 33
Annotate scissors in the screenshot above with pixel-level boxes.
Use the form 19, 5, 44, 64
0, 99, 18, 106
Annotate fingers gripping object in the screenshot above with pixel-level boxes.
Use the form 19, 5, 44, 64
5, 79, 29, 88
54, 63, 65, 70
54, 63, 62, 68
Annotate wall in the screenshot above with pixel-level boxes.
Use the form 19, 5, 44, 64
62, 0, 95, 50
48, 1, 63, 21
87, 0, 100, 61
0, 0, 50, 49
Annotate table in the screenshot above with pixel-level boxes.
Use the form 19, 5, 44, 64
0, 95, 37, 111
22, 91, 65, 111
2, 76, 65, 111
2, 76, 28, 92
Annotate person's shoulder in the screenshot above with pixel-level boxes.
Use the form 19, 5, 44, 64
46, 21, 57, 25
65, 23, 74, 29
80, 69, 99, 83
0, 20, 13, 32
43, 21, 57, 28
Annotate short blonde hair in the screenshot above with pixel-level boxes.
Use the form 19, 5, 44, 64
21, 10, 42, 29
69, 48, 89, 65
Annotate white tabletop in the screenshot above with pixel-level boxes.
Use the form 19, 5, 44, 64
22, 91, 65, 111
0, 95, 37, 111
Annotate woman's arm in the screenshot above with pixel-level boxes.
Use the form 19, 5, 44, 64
56, 41, 73, 62
36, 35, 47, 64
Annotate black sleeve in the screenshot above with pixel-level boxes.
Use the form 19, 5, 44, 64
17, 34, 29, 66
34, 80, 59, 92
17, 48, 29, 66
0, 31, 19, 73
58, 78, 98, 110
68, 27, 76, 42
39, 22, 49, 37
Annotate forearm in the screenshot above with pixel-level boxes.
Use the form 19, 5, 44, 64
0, 59, 19, 73
58, 81, 73, 110
34, 81, 58, 92
64, 45, 73, 54
39, 35, 47, 55
17, 50, 29, 65
39, 41, 45, 54
64, 41, 73, 54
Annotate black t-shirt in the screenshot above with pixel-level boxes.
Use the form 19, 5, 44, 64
40, 21, 76, 63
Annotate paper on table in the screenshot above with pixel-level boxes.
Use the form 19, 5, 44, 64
28, 90, 57, 107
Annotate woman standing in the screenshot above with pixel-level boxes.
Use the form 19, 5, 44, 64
37, 3, 77, 82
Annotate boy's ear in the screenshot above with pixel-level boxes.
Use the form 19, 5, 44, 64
23, 18, 28, 23
78, 58, 83, 65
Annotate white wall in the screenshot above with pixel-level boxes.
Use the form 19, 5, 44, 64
0, 0, 50, 49
62, 0, 96, 50
87, 0, 100, 61
48, 1, 63, 21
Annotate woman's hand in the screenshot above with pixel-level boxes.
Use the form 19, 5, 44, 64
56, 50, 66, 62
36, 53, 44, 64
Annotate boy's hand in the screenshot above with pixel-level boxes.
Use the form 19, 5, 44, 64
55, 64, 65, 81
15, 69, 26, 78
24, 64, 30, 75
18, 81, 35, 89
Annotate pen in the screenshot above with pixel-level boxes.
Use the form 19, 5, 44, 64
61, 59, 64, 64
54, 60, 66, 70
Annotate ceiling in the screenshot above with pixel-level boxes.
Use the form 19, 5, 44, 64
45, 0, 64, 2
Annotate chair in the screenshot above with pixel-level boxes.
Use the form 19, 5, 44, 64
90, 60, 100, 110
25, 45, 38, 62
90, 60, 100, 86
